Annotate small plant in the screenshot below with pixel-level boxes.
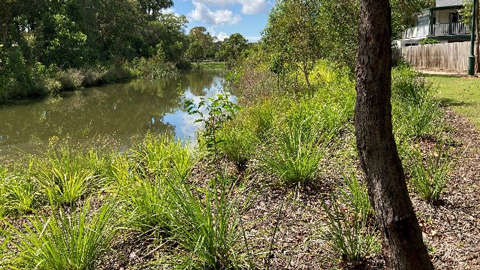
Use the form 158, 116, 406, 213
167, 177, 249, 269
218, 120, 257, 169
185, 92, 239, 163
134, 134, 195, 181
120, 173, 173, 236
32, 146, 103, 205
407, 143, 454, 203
5, 199, 119, 270
0, 174, 38, 215
321, 174, 379, 264
262, 117, 328, 185
420, 38, 440, 45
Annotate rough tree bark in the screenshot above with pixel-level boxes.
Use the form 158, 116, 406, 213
355, 0, 434, 269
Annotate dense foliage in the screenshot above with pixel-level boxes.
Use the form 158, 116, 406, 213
0, 0, 249, 102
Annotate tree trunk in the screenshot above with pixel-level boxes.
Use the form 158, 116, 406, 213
355, 0, 433, 269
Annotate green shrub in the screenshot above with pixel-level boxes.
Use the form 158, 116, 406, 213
218, 120, 257, 168
0, 173, 38, 215
321, 174, 379, 263
56, 68, 85, 91
5, 199, 118, 270
392, 65, 442, 139
420, 38, 440, 45
167, 177, 249, 269
262, 115, 329, 185
407, 143, 453, 203
32, 146, 103, 205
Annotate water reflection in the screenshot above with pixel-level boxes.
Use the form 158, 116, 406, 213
0, 69, 228, 157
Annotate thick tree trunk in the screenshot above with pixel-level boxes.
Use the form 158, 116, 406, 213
355, 0, 433, 269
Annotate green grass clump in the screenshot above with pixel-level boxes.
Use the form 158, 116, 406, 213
392, 65, 443, 139
5, 200, 119, 270
133, 134, 195, 181
406, 144, 454, 203
32, 147, 103, 205
167, 177, 249, 269
218, 120, 258, 169
262, 109, 330, 185
321, 173, 379, 264
0, 173, 38, 216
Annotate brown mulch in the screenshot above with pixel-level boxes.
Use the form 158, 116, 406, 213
3, 109, 479, 269
412, 110, 480, 270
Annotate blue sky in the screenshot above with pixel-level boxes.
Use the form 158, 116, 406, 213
165, 0, 274, 42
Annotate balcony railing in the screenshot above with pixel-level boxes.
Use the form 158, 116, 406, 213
402, 22, 470, 39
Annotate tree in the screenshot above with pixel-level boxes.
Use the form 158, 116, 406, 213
187, 27, 214, 61
354, 0, 434, 269
262, 0, 322, 87
216, 33, 248, 67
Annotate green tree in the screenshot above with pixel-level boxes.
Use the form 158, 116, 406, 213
187, 26, 214, 61
216, 33, 248, 67
263, 0, 322, 87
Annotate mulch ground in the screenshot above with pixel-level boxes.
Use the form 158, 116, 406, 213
6, 109, 479, 269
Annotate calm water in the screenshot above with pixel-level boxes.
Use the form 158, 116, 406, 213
0, 69, 230, 159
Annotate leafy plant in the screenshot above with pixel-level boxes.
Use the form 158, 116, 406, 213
321, 174, 379, 263
0, 174, 38, 215
407, 143, 454, 203
167, 177, 249, 269
262, 116, 329, 185
32, 146, 104, 205
5, 199, 119, 270
185, 92, 239, 162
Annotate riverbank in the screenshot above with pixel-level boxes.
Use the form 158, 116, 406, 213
0, 57, 181, 103
1, 65, 478, 269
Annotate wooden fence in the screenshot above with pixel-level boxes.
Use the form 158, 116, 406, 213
403, 41, 470, 72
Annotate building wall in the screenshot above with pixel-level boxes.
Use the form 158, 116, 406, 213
436, 0, 464, 7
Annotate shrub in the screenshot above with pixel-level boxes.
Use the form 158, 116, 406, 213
5, 199, 118, 270
321, 174, 379, 263
167, 177, 249, 269
56, 68, 85, 91
32, 146, 103, 205
0, 173, 38, 215
262, 115, 329, 185
407, 143, 453, 203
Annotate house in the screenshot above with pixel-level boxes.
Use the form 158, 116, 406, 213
396, 0, 470, 48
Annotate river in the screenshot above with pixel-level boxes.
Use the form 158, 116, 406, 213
0, 69, 230, 160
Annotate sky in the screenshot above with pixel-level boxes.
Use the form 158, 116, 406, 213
164, 0, 274, 42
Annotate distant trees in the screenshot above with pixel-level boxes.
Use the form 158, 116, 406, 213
186, 27, 215, 61
216, 33, 248, 67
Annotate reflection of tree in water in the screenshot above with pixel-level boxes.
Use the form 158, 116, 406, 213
0, 70, 226, 148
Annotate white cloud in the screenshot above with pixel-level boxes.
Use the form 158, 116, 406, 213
189, 2, 242, 25
161, 7, 180, 16
238, 0, 267, 14
207, 27, 230, 41
216, 32, 230, 41
193, 0, 268, 15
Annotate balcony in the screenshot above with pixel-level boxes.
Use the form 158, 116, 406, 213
402, 22, 470, 39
